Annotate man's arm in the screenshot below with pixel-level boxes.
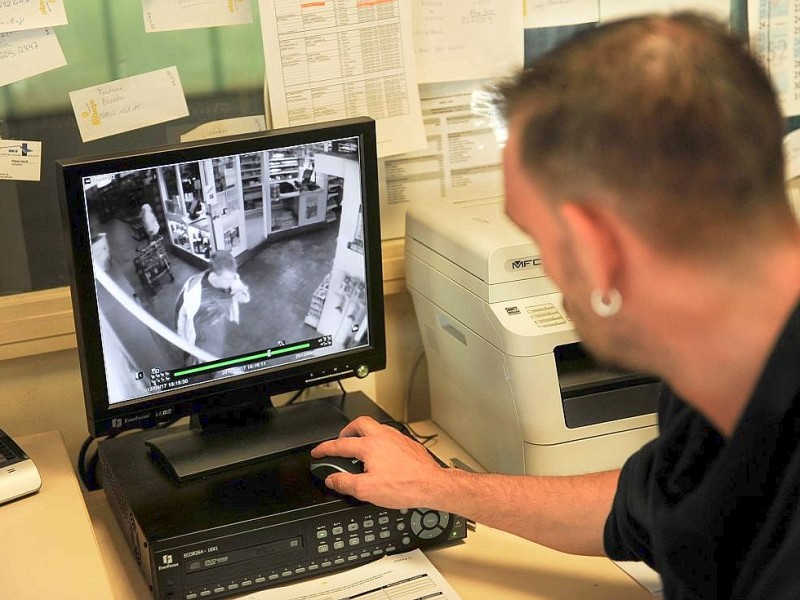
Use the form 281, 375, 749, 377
311, 416, 620, 556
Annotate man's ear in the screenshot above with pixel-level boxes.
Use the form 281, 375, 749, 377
558, 202, 622, 292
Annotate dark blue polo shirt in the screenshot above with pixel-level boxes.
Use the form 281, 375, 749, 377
604, 301, 800, 599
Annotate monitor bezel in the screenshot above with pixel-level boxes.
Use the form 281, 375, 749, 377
57, 117, 385, 437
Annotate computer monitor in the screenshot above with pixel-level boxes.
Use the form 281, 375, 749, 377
58, 117, 385, 482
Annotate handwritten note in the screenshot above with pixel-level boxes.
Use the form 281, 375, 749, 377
524, 0, 599, 29
180, 115, 267, 142
142, 0, 253, 32
599, 0, 729, 23
413, 0, 523, 83
0, 27, 66, 88
69, 67, 190, 143
0, 0, 68, 34
0, 139, 42, 181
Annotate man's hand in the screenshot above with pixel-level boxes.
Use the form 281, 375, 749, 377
310, 416, 443, 509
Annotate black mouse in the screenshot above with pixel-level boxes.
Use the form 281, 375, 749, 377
309, 456, 365, 481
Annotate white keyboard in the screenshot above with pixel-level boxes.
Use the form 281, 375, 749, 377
0, 429, 41, 505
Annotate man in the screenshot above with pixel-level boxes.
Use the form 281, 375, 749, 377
312, 12, 800, 599
175, 250, 250, 364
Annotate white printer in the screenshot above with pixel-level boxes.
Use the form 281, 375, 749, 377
405, 199, 660, 475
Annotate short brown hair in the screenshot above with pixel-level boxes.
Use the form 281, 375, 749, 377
498, 12, 788, 254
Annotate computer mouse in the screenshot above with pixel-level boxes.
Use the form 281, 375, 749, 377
309, 456, 365, 481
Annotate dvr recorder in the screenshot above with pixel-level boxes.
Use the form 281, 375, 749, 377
98, 397, 467, 600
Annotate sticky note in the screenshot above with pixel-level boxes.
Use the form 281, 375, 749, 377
0, 27, 66, 87
0, 0, 68, 34
69, 67, 190, 143
0, 139, 42, 181
180, 115, 267, 143
142, 0, 253, 32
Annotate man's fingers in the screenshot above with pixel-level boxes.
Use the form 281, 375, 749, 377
311, 435, 365, 459
338, 415, 385, 438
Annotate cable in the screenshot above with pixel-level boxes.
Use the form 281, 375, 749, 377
285, 388, 306, 405
383, 419, 438, 446
337, 379, 347, 397
405, 350, 426, 423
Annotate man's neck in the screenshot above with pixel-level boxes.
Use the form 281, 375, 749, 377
643, 236, 800, 437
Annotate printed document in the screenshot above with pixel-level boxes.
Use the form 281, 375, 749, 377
237, 549, 462, 600
413, 0, 523, 83
0, 27, 66, 88
259, 0, 426, 158
0, 0, 68, 34
69, 66, 190, 143
523, 0, 599, 29
748, 0, 800, 118
379, 89, 504, 238
142, 0, 253, 32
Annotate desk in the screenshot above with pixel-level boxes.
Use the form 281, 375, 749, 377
3, 432, 114, 600
16, 429, 652, 599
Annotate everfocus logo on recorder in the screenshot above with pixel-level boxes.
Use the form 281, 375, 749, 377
505, 256, 542, 273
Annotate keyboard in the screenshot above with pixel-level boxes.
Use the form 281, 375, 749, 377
0, 429, 41, 505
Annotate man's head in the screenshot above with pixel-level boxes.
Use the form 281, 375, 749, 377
499, 12, 794, 370
208, 250, 238, 289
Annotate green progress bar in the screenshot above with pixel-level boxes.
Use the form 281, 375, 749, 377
174, 342, 312, 377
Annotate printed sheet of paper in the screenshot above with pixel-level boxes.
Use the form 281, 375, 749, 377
237, 549, 462, 600
142, 0, 253, 32
0, 27, 66, 87
259, 0, 426, 158
180, 115, 267, 142
413, 0, 523, 83
0, 139, 42, 181
523, 0, 599, 29
69, 66, 190, 143
379, 89, 505, 238
748, 0, 800, 118
0, 0, 68, 34
599, 0, 729, 22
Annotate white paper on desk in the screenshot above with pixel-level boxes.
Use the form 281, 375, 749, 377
237, 549, 462, 600
0, 27, 66, 88
142, 0, 253, 32
180, 115, 267, 142
524, 0, 599, 29
259, 0, 426, 158
748, 0, 800, 118
0, 0, 68, 34
0, 139, 42, 181
69, 66, 190, 143
413, 0, 523, 84
379, 87, 505, 238
599, 0, 729, 23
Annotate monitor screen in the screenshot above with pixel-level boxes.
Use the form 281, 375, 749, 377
58, 118, 385, 462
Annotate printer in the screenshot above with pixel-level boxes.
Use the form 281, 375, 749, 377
405, 199, 661, 476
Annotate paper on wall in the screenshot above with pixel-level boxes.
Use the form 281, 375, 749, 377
0, 139, 42, 181
69, 66, 190, 143
142, 0, 253, 32
259, 0, 426, 158
0, 27, 66, 88
180, 115, 268, 143
0, 0, 68, 34
749, 0, 800, 118
523, 0, 599, 29
413, 0, 523, 83
599, 0, 730, 22
379, 88, 505, 238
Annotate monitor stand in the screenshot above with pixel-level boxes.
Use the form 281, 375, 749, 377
145, 394, 352, 484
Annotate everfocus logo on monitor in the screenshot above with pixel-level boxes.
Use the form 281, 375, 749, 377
505, 256, 542, 273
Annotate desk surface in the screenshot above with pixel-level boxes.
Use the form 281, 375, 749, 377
17, 428, 652, 600
4, 431, 114, 600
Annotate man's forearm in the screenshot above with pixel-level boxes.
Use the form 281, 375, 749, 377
429, 468, 621, 556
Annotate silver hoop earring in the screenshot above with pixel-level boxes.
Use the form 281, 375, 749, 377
590, 288, 622, 318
